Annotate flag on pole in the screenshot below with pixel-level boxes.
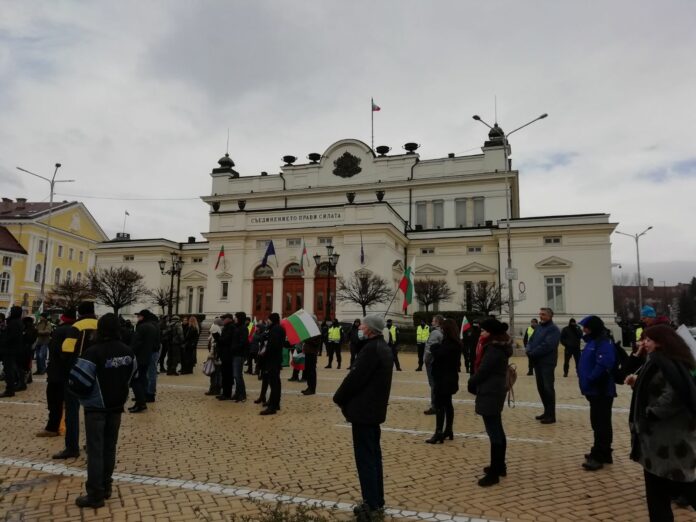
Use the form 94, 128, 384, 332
398, 257, 416, 312
371, 99, 381, 112
460, 316, 471, 339
281, 309, 322, 345
214, 245, 225, 270
299, 238, 310, 273
261, 240, 277, 267
360, 233, 365, 265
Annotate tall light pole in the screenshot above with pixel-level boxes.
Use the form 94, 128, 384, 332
615, 227, 652, 310
313, 244, 340, 322
16, 163, 74, 311
472, 113, 548, 336
158, 253, 184, 317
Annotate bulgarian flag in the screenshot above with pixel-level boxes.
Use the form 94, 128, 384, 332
281, 309, 322, 345
214, 245, 225, 270
460, 316, 471, 339
398, 257, 416, 313
299, 238, 310, 273
371, 98, 381, 112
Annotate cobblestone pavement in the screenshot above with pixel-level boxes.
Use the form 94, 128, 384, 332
1, 351, 694, 521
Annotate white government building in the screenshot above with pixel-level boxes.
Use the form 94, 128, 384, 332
93, 127, 617, 336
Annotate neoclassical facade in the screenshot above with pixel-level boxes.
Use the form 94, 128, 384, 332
93, 130, 617, 336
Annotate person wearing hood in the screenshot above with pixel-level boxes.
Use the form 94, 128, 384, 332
129, 309, 160, 413
0, 305, 24, 397
205, 317, 224, 396
467, 318, 513, 487
577, 316, 616, 471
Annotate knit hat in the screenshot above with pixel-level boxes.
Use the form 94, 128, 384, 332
361, 314, 385, 333
77, 301, 95, 316
640, 305, 656, 318
480, 318, 508, 335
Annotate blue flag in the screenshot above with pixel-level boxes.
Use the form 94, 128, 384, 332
261, 240, 277, 267
360, 233, 365, 265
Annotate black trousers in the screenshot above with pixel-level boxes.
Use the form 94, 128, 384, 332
643, 470, 696, 522
416, 343, 425, 369
587, 395, 613, 461
327, 342, 341, 367
159, 343, 169, 370
258, 371, 269, 402
390, 345, 401, 370
266, 367, 281, 410
461, 346, 471, 373
131, 363, 149, 406
2, 355, 18, 394
167, 344, 181, 373
433, 390, 454, 433
304, 353, 317, 392
563, 347, 580, 376
351, 423, 384, 510
220, 359, 234, 397
534, 363, 556, 419
482, 413, 507, 473
85, 410, 122, 499
526, 353, 534, 374
45, 381, 64, 433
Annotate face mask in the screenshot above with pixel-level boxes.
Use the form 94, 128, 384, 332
357, 330, 366, 340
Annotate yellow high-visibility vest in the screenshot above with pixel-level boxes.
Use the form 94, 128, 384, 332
526, 326, 535, 340
635, 327, 644, 342
416, 325, 430, 343
389, 325, 397, 343
328, 326, 342, 342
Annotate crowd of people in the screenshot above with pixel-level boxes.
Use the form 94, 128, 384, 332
1, 301, 695, 521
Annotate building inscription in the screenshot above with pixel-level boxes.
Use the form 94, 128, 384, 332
250, 211, 343, 225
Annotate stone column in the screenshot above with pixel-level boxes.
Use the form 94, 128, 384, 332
304, 275, 315, 314
272, 276, 283, 314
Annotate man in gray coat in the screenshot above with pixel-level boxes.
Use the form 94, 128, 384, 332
333, 314, 393, 522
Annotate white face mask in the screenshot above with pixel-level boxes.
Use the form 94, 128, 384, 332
357, 329, 366, 340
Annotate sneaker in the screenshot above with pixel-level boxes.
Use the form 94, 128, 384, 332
75, 495, 105, 508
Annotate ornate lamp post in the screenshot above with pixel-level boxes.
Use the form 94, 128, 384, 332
313, 244, 340, 321
158, 253, 184, 317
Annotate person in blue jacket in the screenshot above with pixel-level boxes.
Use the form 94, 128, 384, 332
525, 308, 561, 423
578, 315, 616, 471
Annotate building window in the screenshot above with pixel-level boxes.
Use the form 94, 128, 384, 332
467, 246, 483, 254
192, 257, 203, 263
221, 281, 229, 299
76, 272, 82, 282
57, 245, 63, 258
256, 240, 271, 249
416, 201, 427, 228
69, 248, 74, 260
455, 199, 467, 227
66, 270, 72, 282
34, 264, 42, 283
318, 237, 333, 246
197, 287, 204, 314
2, 256, 11, 267
123, 255, 134, 261
187, 287, 194, 313
433, 200, 444, 229
79, 251, 84, 263
38, 239, 45, 253
544, 236, 561, 245
421, 248, 434, 255
0, 272, 10, 293
473, 197, 485, 226
545, 276, 565, 313
287, 238, 301, 247
54, 268, 61, 285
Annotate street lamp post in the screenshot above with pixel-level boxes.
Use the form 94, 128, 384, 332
472, 113, 548, 336
313, 244, 340, 322
158, 253, 184, 317
16, 164, 74, 311
615, 227, 652, 310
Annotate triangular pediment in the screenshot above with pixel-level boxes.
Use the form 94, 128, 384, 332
455, 262, 497, 275
216, 271, 233, 279
535, 256, 573, 269
181, 270, 207, 281
415, 263, 447, 276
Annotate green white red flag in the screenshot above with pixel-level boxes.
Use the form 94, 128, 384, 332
281, 309, 321, 345
460, 316, 471, 339
214, 245, 225, 270
398, 257, 416, 312
299, 238, 310, 273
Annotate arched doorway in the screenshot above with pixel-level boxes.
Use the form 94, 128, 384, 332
282, 263, 304, 317
252, 265, 274, 320
314, 262, 336, 323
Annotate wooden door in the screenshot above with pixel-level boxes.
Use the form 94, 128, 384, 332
252, 278, 273, 320
282, 278, 304, 317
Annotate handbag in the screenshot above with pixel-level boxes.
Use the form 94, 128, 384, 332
203, 357, 216, 376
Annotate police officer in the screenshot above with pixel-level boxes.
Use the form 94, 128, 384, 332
326, 319, 343, 369
416, 319, 430, 371
386, 319, 401, 371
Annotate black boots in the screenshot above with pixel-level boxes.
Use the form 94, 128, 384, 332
425, 432, 445, 444
479, 443, 506, 486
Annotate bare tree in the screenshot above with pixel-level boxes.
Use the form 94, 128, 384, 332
337, 271, 392, 316
46, 279, 94, 311
87, 267, 148, 315
414, 278, 455, 312
146, 287, 183, 316
467, 282, 505, 316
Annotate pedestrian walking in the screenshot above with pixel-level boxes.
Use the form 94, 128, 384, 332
325, 318, 342, 369
205, 317, 224, 396
461, 321, 480, 374
561, 318, 583, 377
301, 333, 321, 396
425, 318, 460, 444
525, 308, 561, 424
333, 314, 393, 521
215, 314, 237, 401
348, 319, 361, 369
181, 316, 200, 374
165, 316, 184, 376
231, 312, 249, 402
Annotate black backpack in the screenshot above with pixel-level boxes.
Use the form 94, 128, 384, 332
612, 342, 629, 384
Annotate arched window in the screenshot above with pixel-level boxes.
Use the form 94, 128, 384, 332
0, 272, 10, 294
34, 264, 42, 283
76, 272, 82, 282
284, 263, 303, 277
54, 268, 61, 284
254, 265, 273, 278
66, 270, 72, 282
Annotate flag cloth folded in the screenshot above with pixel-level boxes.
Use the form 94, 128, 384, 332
372, 99, 381, 112
261, 240, 277, 267
460, 316, 471, 339
360, 233, 365, 265
214, 245, 225, 270
299, 238, 309, 273
281, 309, 321, 345
398, 257, 416, 312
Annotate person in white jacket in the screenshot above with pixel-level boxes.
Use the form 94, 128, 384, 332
205, 318, 224, 396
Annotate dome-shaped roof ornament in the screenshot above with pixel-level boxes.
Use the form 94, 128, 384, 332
218, 153, 235, 168
212, 152, 239, 178
484, 123, 506, 148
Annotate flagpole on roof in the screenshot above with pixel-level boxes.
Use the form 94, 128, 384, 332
371, 98, 374, 151
122, 210, 129, 234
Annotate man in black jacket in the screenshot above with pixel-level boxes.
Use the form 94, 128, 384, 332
214, 314, 237, 400
561, 318, 583, 377
333, 314, 393, 521
231, 311, 249, 402
260, 313, 285, 415
129, 310, 161, 413
0, 306, 24, 397
68, 313, 136, 508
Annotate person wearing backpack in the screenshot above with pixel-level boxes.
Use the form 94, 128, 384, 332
467, 318, 513, 487
577, 316, 616, 471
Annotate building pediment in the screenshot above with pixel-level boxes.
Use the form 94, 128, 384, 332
181, 270, 207, 282
415, 263, 447, 276
455, 262, 497, 275
216, 271, 233, 279
535, 256, 573, 269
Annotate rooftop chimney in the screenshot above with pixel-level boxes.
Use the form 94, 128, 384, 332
114, 232, 131, 241
188, 236, 196, 244
16, 197, 27, 209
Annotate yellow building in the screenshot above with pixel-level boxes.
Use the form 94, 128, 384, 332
0, 198, 108, 313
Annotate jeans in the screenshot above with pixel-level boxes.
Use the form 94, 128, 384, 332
64, 386, 81, 453
482, 413, 507, 473
425, 361, 435, 408
643, 470, 696, 522
351, 423, 384, 510
534, 363, 556, 419
131, 363, 150, 406
416, 343, 425, 369
563, 347, 580, 376
304, 353, 317, 392
232, 356, 246, 398
587, 395, 613, 461
35, 343, 49, 374
84, 410, 122, 499
147, 351, 159, 397
45, 381, 64, 432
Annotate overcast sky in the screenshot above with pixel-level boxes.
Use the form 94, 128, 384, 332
1, 1, 695, 284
